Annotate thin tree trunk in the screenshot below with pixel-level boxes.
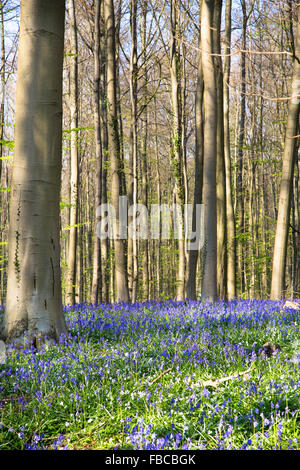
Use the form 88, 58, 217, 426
186, 13, 204, 300
154, 94, 161, 299
129, 0, 138, 302
237, 0, 247, 295
104, 0, 129, 302
66, 0, 79, 304
271, 4, 300, 300
170, 0, 185, 300
2, 0, 67, 345
91, 0, 102, 304
213, 0, 227, 300
0, 1, 5, 305
141, 0, 149, 300
223, 0, 236, 299
0, 0, 4, 185
201, 0, 217, 302
100, 3, 109, 302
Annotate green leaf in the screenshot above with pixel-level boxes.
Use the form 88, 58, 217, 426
0, 139, 14, 151
60, 201, 72, 210
63, 221, 90, 231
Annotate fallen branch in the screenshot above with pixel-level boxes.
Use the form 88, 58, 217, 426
149, 368, 172, 386
201, 365, 255, 389
140, 363, 255, 392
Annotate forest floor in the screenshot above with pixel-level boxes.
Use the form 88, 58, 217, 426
0, 299, 299, 450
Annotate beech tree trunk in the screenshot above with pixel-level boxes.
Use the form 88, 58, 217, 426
91, 0, 102, 304
141, 0, 149, 300
213, 0, 227, 300
0, 1, 5, 305
65, 0, 79, 304
2, 0, 67, 345
0, 0, 4, 185
201, 0, 217, 302
170, 0, 185, 301
104, 0, 129, 302
237, 0, 247, 294
186, 13, 204, 300
129, 0, 138, 302
223, 0, 236, 299
271, 4, 300, 300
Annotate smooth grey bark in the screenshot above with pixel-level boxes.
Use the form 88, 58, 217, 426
154, 93, 161, 299
141, 0, 149, 300
213, 0, 227, 300
271, 4, 300, 299
170, 0, 185, 301
129, 0, 138, 302
2, 0, 67, 345
186, 16, 204, 300
99, 2, 110, 302
201, 0, 218, 302
65, 0, 79, 304
237, 0, 247, 294
91, 0, 102, 304
0, 0, 4, 185
223, 0, 236, 299
104, 0, 129, 302
0, 1, 5, 305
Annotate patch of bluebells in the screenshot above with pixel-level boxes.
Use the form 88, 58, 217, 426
0, 298, 299, 449
123, 418, 192, 450
24, 433, 68, 450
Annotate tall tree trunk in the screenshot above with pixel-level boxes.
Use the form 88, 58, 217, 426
186, 12, 204, 300
213, 0, 227, 300
271, 4, 300, 300
91, 0, 102, 304
154, 93, 161, 299
223, 0, 236, 299
66, 0, 79, 304
100, 3, 109, 302
201, 0, 217, 302
104, 0, 129, 302
141, 0, 149, 300
129, 0, 138, 302
237, 0, 247, 295
2, 0, 67, 345
0, 1, 5, 306
170, 0, 185, 300
0, 0, 4, 185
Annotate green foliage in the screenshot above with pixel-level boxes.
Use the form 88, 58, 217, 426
0, 140, 14, 151
1, 302, 298, 450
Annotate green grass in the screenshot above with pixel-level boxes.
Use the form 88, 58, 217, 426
0, 299, 299, 450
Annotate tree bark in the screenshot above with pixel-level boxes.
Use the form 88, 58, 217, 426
0, 0, 4, 185
271, 5, 300, 299
141, 0, 149, 300
129, 0, 138, 302
2, 0, 67, 345
223, 0, 236, 299
213, 0, 227, 300
201, 0, 217, 302
170, 0, 185, 300
65, 0, 79, 304
91, 0, 102, 304
186, 8, 204, 300
237, 0, 247, 295
104, 0, 129, 302
0, 1, 5, 305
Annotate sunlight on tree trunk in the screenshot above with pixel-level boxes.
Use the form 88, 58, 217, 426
271, 4, 300, 300
201, 0, 217, 302
2, 0, 67, 345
